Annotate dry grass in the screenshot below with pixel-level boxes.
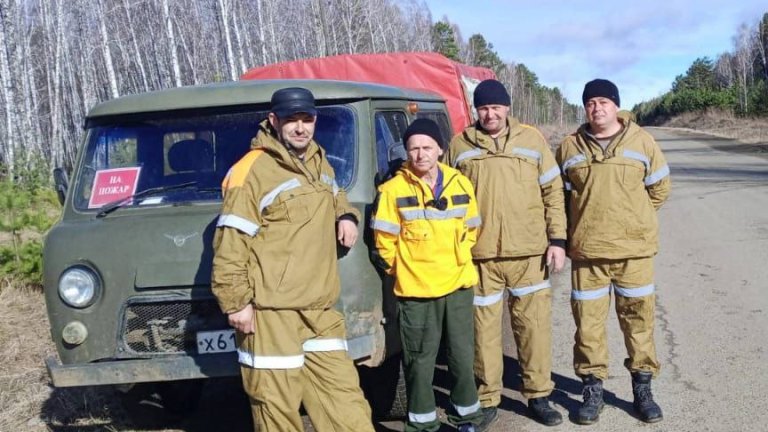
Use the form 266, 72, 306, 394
0, 282, 140, 432
657, 109, 768, 150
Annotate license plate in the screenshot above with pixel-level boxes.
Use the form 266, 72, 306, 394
196, 329, 236, 354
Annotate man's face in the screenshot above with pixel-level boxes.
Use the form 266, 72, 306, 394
406, 134, 443, 176
268, 112, 316, 155
476, 104, 510, 135
585, 97, 619, 130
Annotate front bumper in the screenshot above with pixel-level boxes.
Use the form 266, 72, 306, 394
46, 353, 240, 387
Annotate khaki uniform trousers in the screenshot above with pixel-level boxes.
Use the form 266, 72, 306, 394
474, 256, 554, 405
571, 257, 661, 380
238, 308, 374, 432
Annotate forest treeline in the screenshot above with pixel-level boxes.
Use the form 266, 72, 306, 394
0, 0, 577, 178
636, 12, 768, 124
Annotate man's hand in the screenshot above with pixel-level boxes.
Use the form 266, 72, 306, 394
546, 245, 566, 273
337, 219, 358, 248
228, 303, 254, 334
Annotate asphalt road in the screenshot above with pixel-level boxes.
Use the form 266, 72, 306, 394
114, 128, 768, 431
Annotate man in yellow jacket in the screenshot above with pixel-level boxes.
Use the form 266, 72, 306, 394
372, 118, 483, 432
445, 79, 566, 427
211, 87, 374, 431
556, 79, 670, 425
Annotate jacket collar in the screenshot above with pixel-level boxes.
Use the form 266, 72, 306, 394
463, 115, 522, 152
251, 119, 325, 175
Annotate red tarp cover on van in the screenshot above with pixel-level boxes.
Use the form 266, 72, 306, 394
241, 52, 496, 133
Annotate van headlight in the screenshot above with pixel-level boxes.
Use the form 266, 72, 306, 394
58, 266, 100, 308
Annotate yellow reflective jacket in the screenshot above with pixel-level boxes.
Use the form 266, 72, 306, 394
211, 119, 360, 313
372, 163, 480, 298
555, 120, 671, 260
445, 116, 566, 259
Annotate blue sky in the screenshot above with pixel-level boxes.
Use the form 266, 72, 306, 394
424, 1, 767, 109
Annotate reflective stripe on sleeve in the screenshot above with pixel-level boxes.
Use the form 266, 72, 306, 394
564, 181, 572, 191
562, 154, 587, 171
217, 214, 260, 236
454, 400, 481, 416
409, 410, 438, 424
539, 166, 561, 185
571, 286, 611, 300
371, 219, 400, 235
302, 338, 348, 352
466, 216, 482, 228
453, 148, 484, 167
614, 283, 655, 298
512, 147, 542, 160
508, 280, 551, 297
473, 290, 504, 306
238, 350, 304, 369
259, 178, 302, 213
644, 165, 670, 186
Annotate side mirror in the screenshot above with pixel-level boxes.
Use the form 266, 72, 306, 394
53, 168, 69, 206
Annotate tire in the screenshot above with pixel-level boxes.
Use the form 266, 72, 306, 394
359, 354, 407, 419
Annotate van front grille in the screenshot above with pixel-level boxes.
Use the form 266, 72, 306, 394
121, 299, 229, 354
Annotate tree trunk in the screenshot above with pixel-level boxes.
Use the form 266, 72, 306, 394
162, 0, 182, 87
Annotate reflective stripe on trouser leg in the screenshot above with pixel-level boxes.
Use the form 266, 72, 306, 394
615, 284, 661, 376
444, 288, 482, 426
399, 297, 443, 432
508, 282, 554, 398
571, 285, 612, 380
472, 286, 505, 408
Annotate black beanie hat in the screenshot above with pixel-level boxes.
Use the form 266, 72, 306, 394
403, 118, 444, 148
473, 79, 511, 107
582, 79, 620, 107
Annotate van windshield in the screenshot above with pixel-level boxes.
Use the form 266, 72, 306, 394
73, 106, 356, 211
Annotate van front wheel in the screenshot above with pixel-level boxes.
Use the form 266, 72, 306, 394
358, 354, 407, 419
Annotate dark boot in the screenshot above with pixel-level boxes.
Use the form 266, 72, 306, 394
528, 397, 563, 426
576, 375, 604, 425
632, 371, 663, 423
475, 406, 498, 431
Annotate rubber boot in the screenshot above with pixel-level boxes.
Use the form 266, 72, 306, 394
632, 371, 663, 423
576, 375, 604, 425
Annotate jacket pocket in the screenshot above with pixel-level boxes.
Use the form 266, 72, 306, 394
514, 155, 540, 183
401, 220, 434, 262
455, 225, 472, 265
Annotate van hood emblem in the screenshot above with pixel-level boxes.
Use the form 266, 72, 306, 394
164, 232, 199, 247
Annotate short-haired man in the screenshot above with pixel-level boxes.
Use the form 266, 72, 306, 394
556, 79, 670, 425
372, 118, 483, 432
212, 87, 374, 431
445, 79, 567, 427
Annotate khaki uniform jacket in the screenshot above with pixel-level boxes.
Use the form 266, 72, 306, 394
445, 116, 566, 260
212, 120, 360, 313
372, 163, 481, 298
555, 120, 671, 260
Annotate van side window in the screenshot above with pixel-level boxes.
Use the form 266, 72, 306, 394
374, 111, 408, 178
416, 111, 452, 149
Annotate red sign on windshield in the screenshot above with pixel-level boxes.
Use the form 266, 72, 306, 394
88, 167, 142, 208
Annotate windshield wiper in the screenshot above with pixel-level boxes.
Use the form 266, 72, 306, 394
96, 181, 198, 218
